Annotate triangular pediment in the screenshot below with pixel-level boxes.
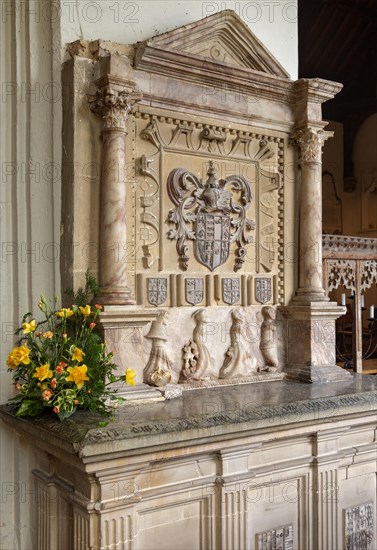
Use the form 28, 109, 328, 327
139, 10, 289, 78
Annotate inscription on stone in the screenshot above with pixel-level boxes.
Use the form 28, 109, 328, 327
257, 524, 293, 550
147, 278, 168, 306
185, 278, 204, 305
222, 278, 240, 305
345, 502, 373, 550
256, 277, 272, 304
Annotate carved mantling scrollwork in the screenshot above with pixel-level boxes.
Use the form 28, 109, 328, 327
290, 127, 330, 164
167, 160, 255, 272
88, 81, 142, 130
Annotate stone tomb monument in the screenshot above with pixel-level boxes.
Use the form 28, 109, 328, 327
4, 11, 376, 550
62, 10, 351, 389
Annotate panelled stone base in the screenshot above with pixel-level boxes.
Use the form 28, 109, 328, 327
1, 378, 377, 550
281, 302, 352, 383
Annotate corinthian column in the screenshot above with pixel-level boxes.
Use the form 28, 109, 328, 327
89, 76, 142, 305
291, 126, 331, 303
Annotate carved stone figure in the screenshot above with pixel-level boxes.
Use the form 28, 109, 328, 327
259, 306, 279, 371
219, 308, 257, 378
180, 309, 218, 381
143, 311, 172, 387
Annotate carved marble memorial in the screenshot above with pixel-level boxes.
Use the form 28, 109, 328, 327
18, 11, 375, 549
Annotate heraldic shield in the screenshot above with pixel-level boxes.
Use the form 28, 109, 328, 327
167, 161, 255, 272
195, 214, 231, 271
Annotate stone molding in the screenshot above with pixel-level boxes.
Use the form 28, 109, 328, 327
323, 234, 377, 260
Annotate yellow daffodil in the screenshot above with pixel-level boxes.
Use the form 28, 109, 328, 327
65, 365, 89, 389
33, 363, 53, 381
6, 345, 31, 369
71, 347, 85, 363
42, 331, 53, 339
55, 308, 74, 319
79, 305, 91, 316
22, 319, 37, 334
125, 368, 136, 387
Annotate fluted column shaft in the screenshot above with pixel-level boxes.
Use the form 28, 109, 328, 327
89, 78, 142, 305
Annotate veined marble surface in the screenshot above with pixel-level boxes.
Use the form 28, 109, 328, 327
1, 375, 377, 458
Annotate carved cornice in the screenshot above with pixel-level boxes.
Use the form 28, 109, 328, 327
290, 127, 332, 164
323, 234, 377, 260
88, 79, 142, 130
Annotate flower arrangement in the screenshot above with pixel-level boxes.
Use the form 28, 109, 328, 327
6, 273, 136, 421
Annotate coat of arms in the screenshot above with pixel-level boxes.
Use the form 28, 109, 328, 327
167, 161, 255, 272
147, 278, 168, 306
185, 278, 204, 305
255, 277, 272, 304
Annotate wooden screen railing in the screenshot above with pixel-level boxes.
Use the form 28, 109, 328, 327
323, 235, 377, 373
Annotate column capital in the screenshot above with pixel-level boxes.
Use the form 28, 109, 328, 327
290, 127, 333, 164
88, 78, 142, 131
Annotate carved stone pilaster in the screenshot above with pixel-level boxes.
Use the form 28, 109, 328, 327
89, 76, 142, 305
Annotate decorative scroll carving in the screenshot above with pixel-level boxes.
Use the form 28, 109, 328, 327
219, 309, 257, 378
167, 161, 255, 272
180, 309, 217, 381
139, 155, 160, 269
327, 260, 356, 292
259, 306, 279, 371
290, 127, 330, 165
360, 260, 377, 292
255, 277, 272, 304
257, 524, 293, 550
147, 278, 168, 306
344, 502, 373, 550
144, 311, 172, 387
88, 81, 142, 130
185, 278, 204, 306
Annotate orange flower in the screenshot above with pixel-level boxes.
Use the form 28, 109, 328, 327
95, 304, 103, 310
51, 378, 57, 389
42, 389, 53, 401
66, 365, 89, 389
53, 406, 60, 413
42, 331, 53, 339
89, 322, 96, 329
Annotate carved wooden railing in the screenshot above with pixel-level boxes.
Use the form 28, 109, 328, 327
323, 235, 377, 373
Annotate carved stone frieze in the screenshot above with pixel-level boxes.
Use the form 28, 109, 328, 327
323, 234, 377, 260
167, 160, 255, 272
88, 81, 142, 130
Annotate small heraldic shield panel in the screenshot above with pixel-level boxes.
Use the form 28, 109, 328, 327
255, 277, 272, 304
185, 278, 204, 305
147, 278, 168, 306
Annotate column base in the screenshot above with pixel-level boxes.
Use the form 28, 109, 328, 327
292, 288, 329, 303
285, 363, 353, 384
280, 302, 350, 384
98, 289, 136, 306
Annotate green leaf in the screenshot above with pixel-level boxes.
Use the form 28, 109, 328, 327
15, 400, 44, 417
98, 421, 109, 427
